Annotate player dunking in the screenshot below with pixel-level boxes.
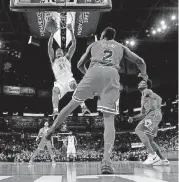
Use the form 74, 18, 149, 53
29, 122, 55, 165
48, 23, 89, 119
128, 80, 170, 165
66, 132, 77, 161
46, 27, 148, 174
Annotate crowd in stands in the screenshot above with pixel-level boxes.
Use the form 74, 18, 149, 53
0, 127, 177, 162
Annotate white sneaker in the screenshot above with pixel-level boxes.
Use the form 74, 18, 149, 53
52, 161, 56, 165
28, 160, 33, 165
162, 159, 170, 166
153, 158, 170, 166
143, 153, 160, 165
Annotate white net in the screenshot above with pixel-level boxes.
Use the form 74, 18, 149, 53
52, 11, 76, 48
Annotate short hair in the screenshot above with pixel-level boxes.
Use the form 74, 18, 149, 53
102, 27, 116, 40
147, 79, 152, 89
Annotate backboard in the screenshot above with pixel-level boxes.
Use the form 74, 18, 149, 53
10, 0, 112, 12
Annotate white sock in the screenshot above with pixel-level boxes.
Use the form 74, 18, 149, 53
80, 102, 86, 108
54, 108, 58, 112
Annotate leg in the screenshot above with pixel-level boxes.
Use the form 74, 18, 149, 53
68, 78, 90, 115
103, 112, 115, 162
52, 87, 61, 112
29, 148, 41, 162
147, 135, 165, 160
46, 141, 56, 163
46, 99, 81, 139
135, 125, 155, 155
135, 118, 161, 165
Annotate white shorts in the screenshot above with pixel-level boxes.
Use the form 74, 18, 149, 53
67, 145, 76, 157
54, 77, 77, 99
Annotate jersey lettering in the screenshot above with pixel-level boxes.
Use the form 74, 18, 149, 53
102, 49, 113, 61
59, 63, 66, 70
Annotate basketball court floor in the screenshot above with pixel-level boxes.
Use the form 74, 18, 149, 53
0, 161, 177, 182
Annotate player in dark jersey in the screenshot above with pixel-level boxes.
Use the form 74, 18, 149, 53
46, 27, 148, 174
128, 80, 170, 165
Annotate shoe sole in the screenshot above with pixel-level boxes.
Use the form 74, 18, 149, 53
101, 167, 114, 174
143, 158, 160, 165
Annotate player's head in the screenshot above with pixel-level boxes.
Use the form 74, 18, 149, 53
44, 122, 49, 127
100, 27, 116, 40
138, 79, 152, 91
56, 48, 64, 58
69, 131, 73, 135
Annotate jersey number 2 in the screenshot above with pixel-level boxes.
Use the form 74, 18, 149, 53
102, 50, 113, 61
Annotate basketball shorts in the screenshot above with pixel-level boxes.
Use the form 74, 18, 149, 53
54, 77, 77, 99
135, 110, 162, 137
67, 145, 76, 157
38, 139, 52, 150
73, 66, 120, 114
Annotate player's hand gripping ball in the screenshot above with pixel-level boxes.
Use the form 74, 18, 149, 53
45, 17, 58, 33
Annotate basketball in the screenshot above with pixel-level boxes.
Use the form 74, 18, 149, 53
45, 17, 58, 33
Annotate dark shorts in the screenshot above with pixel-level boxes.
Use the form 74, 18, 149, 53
73, 66, 120, 114
135, 110, 162, 137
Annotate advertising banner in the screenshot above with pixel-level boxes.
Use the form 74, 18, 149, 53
75, 0, 100, 37
8, 116, 38, 129
20, 87, 35, 96
131, 143, 144, 148
3, 86, 21, 96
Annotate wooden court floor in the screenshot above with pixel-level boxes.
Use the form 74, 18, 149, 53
0, 161, 178, 182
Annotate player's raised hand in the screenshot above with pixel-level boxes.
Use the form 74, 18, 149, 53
138, 73, 148, 82
128, 117, 133, 123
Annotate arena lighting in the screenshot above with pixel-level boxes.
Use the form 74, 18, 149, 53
130, 40, 135, 46
157, 28, 162, 32
152, 30, 156, 35
171, 15, 176, 20
160, 20, 165, 25
125, 40, 129, 44
162, 24, 167, 30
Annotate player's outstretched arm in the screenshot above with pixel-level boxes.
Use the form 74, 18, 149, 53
77, 43, 94, 74
65, 24, 76, 62
124, 47, 148, 81
48, 32, 55, 63
36, 129, 42, 141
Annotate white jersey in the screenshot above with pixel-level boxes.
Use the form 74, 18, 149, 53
52, 56, 73, 81
67, 136, 75, 146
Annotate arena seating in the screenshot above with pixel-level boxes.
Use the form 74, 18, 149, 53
0, 126, 178, 162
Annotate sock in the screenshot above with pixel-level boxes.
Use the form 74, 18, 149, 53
54, 108, 58, 112
135, 129, 155, 154
103, 114, 115, 162
80, 102, 86, 108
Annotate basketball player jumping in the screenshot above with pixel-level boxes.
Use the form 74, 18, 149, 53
128, 80, 170, 165
66, 132, 77, 161
48, 23, 90, 119
46, 27, 148, 174
29, 122, 56, 165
